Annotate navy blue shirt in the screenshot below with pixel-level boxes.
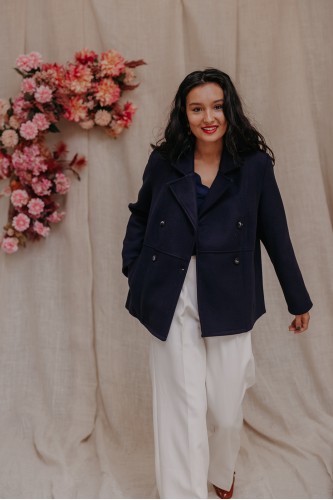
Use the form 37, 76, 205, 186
192, 172, 209, 255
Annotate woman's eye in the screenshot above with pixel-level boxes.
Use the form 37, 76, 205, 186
192, 105, 224, 112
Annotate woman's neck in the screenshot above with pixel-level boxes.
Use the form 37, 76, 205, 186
194, 139, 223, 164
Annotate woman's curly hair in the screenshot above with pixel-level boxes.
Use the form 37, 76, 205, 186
150, 68, 275, 168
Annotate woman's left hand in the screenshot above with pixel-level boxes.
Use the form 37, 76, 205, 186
289, 312, 310, 334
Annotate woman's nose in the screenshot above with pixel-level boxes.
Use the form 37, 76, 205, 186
203, 110, 214, 123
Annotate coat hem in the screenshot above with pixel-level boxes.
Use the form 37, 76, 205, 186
126, 302, 266, 341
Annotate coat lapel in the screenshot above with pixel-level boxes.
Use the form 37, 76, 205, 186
167, 169, 198, 229
168, 146, 240, 228
198, 147, 238, 218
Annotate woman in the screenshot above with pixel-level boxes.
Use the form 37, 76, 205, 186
121, 68, 313, 499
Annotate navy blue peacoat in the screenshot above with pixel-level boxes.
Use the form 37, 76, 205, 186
121, 146, 313, 341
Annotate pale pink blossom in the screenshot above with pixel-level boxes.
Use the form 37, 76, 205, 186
11, 189, 29, 207
47, 210, 66, 223
33, 221, 50, 237
31, 176, 52, 196
32, 113, 50, 131
19, 120, 38, 140
1, 237, 19, 254
94, 109, 111, 126
15, 51, 42, 72
123, 67, 136, 84
34, 85, 53, 103
12, 213, 30, 232
1, 129, 19, 148
54, 172, 70, 194
9, 115, 21, 129
79, 120, 95, 130
21, 77, 37, 93
27, 197, 44, 216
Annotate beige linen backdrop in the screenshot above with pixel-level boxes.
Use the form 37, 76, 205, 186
0, 0, 332, 498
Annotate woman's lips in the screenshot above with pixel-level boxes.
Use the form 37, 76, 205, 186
202, 126, 218, 134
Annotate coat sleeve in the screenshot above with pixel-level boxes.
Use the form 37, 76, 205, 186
257, 154, 313, 315
121, 151, 155, 278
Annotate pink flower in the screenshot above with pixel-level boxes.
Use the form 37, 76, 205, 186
39, 63, 65, 87
1, 237, 19, 254
12, 213, 30, 232
11, 189, 29, 207
15, 51, 42, 72
19, 120, 38, 140
34, 85, 53, 103
1, 129, 19, 148
75, 49, 98, 65
21, 77, 37, 94
54, 172, 70, 194
47, 210, 66, 223
33, 221, 50, 237
100, 50, 126, 77
32, 113, 50, 131
12, 144, 47, 178
31, 176, 52, 196
63, 96, 88, 122
12, 94, 29, 120
65, 64, 93, 93
27, 197, 44, 216
94, 110, 111, 126
94, 79, 120, 106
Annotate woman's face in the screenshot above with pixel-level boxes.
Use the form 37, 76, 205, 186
185, 82, 227, 145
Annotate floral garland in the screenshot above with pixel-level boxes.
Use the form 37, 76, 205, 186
0, 49, 146, 254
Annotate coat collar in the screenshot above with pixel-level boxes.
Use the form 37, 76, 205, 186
167, 146, 240, 229
170, 145, 239, 176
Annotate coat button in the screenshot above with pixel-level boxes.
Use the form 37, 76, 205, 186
237, 220, 244, 229
180, 267, 185, 271
160, 220, 165, 227
152, 254, 157, 262
234, 257, 240, 265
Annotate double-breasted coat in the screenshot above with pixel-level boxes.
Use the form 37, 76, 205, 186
121, 146, 313, 341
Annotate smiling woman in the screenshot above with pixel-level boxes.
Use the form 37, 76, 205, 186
122, 67, 313, 499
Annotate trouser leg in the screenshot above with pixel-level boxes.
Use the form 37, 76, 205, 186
205, 329, 256, 491
149, 256, 209, 499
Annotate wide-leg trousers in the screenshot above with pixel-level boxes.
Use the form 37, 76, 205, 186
149, 255, 256, 499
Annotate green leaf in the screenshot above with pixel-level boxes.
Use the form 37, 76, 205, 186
49, 123, 61, 133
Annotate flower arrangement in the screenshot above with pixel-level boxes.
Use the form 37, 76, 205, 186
0, 49, 146, 253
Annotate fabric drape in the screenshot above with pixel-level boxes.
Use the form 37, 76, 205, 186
0, 0, 332, 497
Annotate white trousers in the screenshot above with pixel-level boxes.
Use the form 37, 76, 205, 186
149, 255, 256, 499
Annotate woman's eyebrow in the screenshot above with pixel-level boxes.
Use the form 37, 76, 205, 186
188, 99, 224, 105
